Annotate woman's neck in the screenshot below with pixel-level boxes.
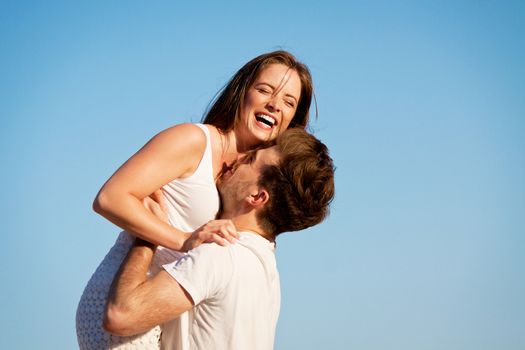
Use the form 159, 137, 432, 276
219, 129, 255, 164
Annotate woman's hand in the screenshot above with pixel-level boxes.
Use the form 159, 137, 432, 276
142, 191, 238, 252
142, 190, 169, 224
181, 220, 239, 252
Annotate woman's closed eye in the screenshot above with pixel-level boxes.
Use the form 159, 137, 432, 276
284, 99, 295, 108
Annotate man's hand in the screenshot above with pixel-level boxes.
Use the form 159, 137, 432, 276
182, 219, 239, 252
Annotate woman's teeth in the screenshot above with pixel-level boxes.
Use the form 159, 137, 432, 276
255, 114, 276, 128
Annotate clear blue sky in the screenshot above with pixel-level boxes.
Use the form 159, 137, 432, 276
1, 1, 524, 349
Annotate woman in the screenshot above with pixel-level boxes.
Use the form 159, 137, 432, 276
76, 50, 314, 349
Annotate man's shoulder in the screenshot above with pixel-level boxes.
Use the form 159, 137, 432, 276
187, 233, 274, 265
187, 242, 234, 263
236, 232, 276, 254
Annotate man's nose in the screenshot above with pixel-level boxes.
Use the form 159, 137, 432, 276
236, 153, 250, 165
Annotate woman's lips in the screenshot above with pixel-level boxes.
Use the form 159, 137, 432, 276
255, 113, 277, 129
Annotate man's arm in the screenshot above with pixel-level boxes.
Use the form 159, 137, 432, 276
103, 239, 194, 336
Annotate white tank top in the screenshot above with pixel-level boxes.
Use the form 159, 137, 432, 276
163, 123, 219, 232
153, 123, 220, 265
153, 123, 220, 350
76, 124, 220, 350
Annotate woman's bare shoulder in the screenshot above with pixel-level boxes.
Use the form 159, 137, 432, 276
152, 123, 207, 154
160, 123, 206, 142
201, 124, 224, 146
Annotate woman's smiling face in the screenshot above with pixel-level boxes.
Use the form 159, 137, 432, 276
237, 63, 302, 146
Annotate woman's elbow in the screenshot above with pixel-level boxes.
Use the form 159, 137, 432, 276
93, 187, 114, 216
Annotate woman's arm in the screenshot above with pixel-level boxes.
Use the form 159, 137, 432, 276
93, 123, 207, 250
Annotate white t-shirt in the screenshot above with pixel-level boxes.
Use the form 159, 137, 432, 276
163, 232, 280, 350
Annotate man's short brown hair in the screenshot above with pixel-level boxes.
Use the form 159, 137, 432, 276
256, 129, 335, 237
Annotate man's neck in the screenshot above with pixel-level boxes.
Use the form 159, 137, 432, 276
220, 210, 274, 242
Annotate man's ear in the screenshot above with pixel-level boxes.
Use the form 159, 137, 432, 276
247, 188, 269, 208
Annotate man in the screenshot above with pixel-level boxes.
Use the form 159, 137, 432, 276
103, 128, 335, 349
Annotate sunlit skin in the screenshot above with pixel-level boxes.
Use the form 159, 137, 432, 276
85, 54, 309, 347
104, 146, 283, 336
93, 64, 302, 251
219, 147, 279, 210
236, 64, 302, 149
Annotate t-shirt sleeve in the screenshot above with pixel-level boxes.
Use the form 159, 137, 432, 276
162, 243, 234, 305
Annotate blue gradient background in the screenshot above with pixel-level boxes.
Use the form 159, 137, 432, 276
1, 1, 524, 349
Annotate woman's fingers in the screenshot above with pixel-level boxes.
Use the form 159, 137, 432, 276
141, 195, 168, 223
215, 220, 238, 243
212, 233, 228, 247
225, 220, 239, 239
149, 189, 167, 212
219, 225, 236, 244
141, 196, 155, 210
199, 220, 238, 245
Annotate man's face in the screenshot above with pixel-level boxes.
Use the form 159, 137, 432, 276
218, 146, 280, 209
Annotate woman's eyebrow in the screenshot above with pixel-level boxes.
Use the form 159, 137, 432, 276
255, 82, 275, 89
257, 82, 298, 103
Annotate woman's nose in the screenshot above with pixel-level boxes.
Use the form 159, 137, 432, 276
266, 95, 281, 112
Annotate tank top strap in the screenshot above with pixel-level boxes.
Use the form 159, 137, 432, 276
186, 123, 214, 182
